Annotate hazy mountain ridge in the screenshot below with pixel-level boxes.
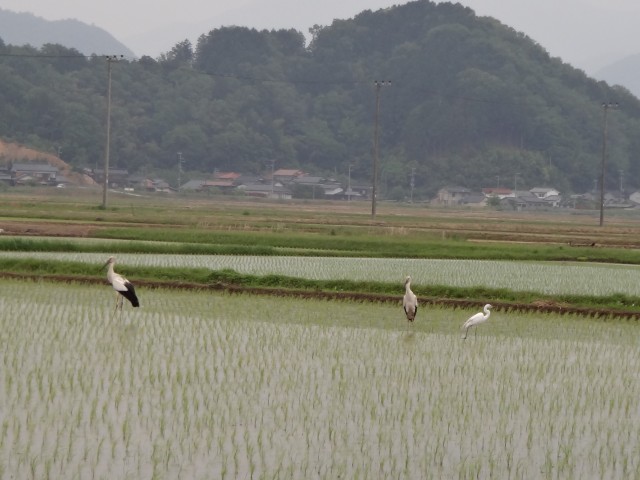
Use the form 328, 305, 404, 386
2, 3, 639, 100
596, 54, 640, 99
0, 8, 135, 57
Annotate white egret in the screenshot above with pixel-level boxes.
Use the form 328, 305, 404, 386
103, 256, 139, 316
461, 303, 492, 339
403, 276, 418, 322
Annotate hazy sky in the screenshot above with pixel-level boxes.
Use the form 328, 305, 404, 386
0, 0, 638, 74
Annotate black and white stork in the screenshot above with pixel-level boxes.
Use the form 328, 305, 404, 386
103, 256, 139, 316
403, 275, 418, 322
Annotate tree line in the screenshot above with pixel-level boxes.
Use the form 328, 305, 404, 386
1, 0, 640, 199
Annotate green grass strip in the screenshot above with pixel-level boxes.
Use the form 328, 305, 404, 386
1, 235, 639, 264
1, 258, 638, 312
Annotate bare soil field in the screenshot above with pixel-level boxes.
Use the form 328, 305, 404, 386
4, 190, 640, 247
0, 220, 98, 237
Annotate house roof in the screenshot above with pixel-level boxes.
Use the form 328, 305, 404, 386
511, 193, 548, 204
235, 174, 263, 184
344, 188, 363, 196
150, 180, 172, 189
11, 162, 58, 173
238, 184, 291, 193
93, 168, 129, 175
273, 169, 304, 177
440, 186, 470, 193
530, 187, 558, 193
181, 180, 206, 190
213, 171, 241, 180
512, 190, 531, 197
461, 194, 486, 204
323, 187, 344, 196
202, 180, 235, 187
292, 176, 325, 184
629, 192, 640, 204
482, 187, 512, 195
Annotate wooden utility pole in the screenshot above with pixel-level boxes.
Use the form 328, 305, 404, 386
599, 102, 618, 226
102, 55, 121, 208
371, 80, 391, 218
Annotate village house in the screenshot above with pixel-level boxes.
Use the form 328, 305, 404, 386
126, 174, 147, 190
10, 162, 58, 185
291, 175, 344, 199
180, 179, 207, 191
628, 191, 640, 206
204, 179, 237, 192
501, 191, 551, 210
530, 187, 560, 199
272, 169, 305, 184
482, 187, 512, 199
142, 178, 173, 193
213, 171, 242, 182
234, 174, 263, 186
603, 191, 634, 208
460, 193, 487, 207
181, 172, 267, 194
91, 168, 129, 188
344, 183, 370, 200
434, 186, 471, 206
0, 167, 13, 185
236, 183, 292, 200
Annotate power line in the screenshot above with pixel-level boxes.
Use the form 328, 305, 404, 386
0, 51, 374, 86
0, 52, 130, 60
0, 52, 556, 106
0, 50, 622, 121
196, 69, 372, 86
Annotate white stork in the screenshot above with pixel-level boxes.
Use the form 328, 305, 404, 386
403, 276, 418, 322
103, 256, 139, 316
461, 303, 492, 339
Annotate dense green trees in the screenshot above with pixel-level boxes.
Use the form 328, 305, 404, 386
1, 0, 639, 198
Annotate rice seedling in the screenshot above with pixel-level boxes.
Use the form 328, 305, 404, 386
0, 279, 639, 478
3, 251, 640, 298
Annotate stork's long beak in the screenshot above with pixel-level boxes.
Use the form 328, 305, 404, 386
101, 259, 111, 271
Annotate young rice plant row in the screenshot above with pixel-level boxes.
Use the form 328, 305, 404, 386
1, 279, 639, 478
4, 251, 640, 297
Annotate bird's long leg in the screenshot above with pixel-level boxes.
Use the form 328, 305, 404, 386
118, 295, 124, 321
112, 292, 119, 318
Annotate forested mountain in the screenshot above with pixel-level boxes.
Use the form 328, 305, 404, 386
1, 0, 639, 199
0, 9, 134, 58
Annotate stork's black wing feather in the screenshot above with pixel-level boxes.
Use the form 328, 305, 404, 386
119, 281, 140, 307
